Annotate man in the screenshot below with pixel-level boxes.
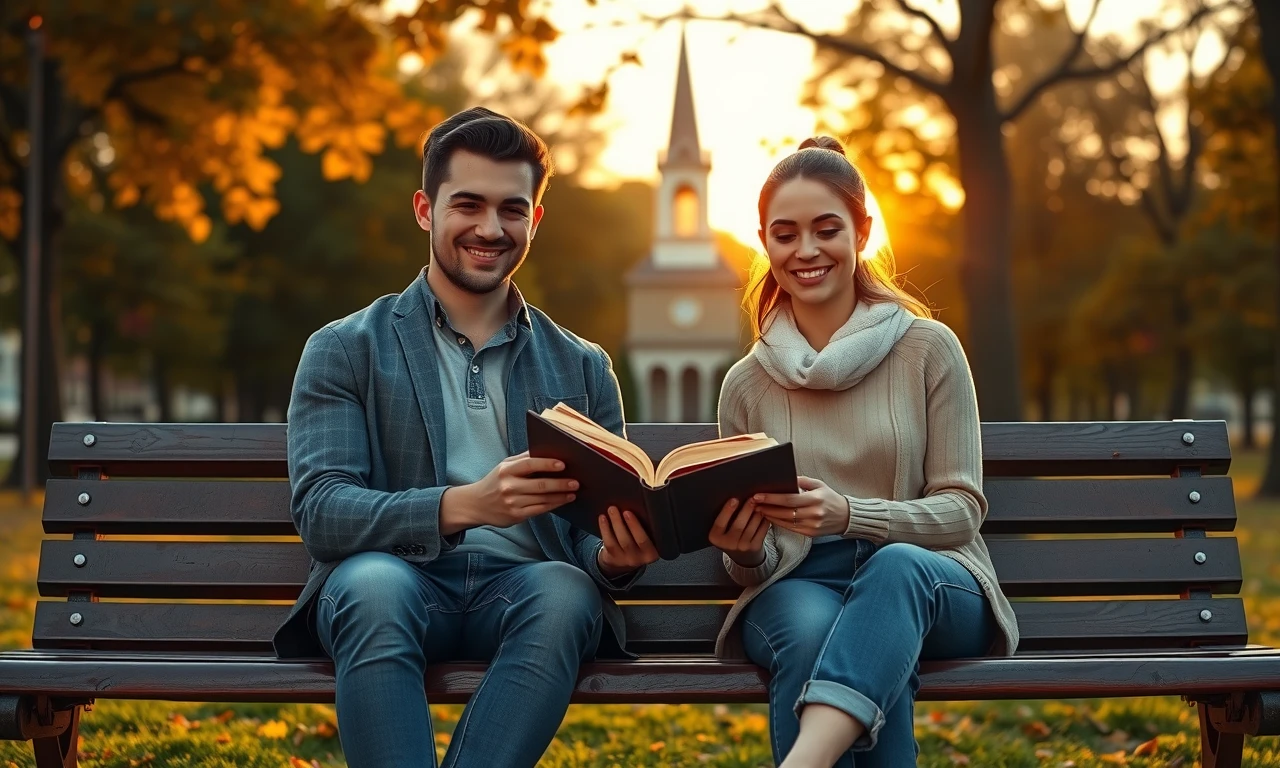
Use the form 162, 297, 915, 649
273, 106, 661, 768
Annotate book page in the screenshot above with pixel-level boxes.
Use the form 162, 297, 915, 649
539, 404, 658, 484
653, 433, 778, 484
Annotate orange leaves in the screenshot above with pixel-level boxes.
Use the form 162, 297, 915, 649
1132, 737, 1160, 756
2, 0, 550, 246
257, 719, 290, 739
501, 34, 548, 78
222, 186, 280, 231
0, 188, 22, 240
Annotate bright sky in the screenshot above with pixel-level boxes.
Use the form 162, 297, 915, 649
394, 0, 1239, 245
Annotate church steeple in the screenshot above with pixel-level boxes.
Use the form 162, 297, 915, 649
664, 28, 707, 169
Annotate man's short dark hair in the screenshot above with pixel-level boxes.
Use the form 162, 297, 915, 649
421, 107, 554, 204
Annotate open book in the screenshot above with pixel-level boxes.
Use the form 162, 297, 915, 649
527, 403, 797, 559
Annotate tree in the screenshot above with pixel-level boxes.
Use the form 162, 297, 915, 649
805, 63, 965, 330
621, 0, 1242, 420
0, 0, 560, 483
1241, 0, 1280, 492
1065, 20, 1240, 418
58, 193, 244, 421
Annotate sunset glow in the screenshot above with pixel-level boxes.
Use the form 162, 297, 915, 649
395, 0, 1239, 246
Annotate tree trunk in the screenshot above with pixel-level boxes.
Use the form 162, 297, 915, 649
87, 320, 105, 421
1253, 0, 1280, 495
1104, 365, 1120, 421
1240, 374, 1257, 450
215, 375, 228, 423
953, 98, 1024, 421
3, 56, 67, 488
1166, 294, 1194, 419
1036, 347, 1056, 421
152, 356, 172, 422
1126, 372, 1143, 422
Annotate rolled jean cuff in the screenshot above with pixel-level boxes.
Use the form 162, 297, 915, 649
794, 679, 885, 752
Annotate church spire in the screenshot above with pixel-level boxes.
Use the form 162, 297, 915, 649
664, 27, 705, 168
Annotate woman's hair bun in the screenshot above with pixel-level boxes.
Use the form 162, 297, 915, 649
798, 136, 847, 157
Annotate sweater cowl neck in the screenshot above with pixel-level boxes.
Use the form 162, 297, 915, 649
752, 298, 914, 391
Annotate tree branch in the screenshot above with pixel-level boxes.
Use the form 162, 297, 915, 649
640, 5, 951, 98
1090, 91, 1175, 242
71, 58, 196, 132
891, 0, 954, 57
1001, 0, 1231, 123
1131, 67, 1182, 223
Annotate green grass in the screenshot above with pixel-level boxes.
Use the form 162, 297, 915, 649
2, 451, 1280, 766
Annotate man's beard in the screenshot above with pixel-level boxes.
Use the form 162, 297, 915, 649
431, 230, 526, 295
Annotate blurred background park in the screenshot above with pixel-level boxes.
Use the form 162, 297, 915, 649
2, 0, 1280, 765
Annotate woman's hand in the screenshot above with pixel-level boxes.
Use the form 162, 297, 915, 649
708, 498, 770, 567
754, 476, 848, 538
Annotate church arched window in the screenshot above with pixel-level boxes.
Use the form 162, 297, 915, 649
673, 185, 699, 238
650, 367, 669, 422
680, 366, 700, 422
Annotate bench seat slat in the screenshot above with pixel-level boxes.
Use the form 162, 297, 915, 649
42, 476, 1237, 536
37, 538, 1243, 600
3, 647, 1278, 704
31, 599, 1249, 654
48, 420, 1231, 479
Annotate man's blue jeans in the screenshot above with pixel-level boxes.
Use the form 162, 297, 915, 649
314, 551, 604, 768
742, 539, 995, 766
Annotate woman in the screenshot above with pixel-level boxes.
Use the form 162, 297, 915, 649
707, 136, 1019, 767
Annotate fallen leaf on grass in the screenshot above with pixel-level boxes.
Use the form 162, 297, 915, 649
258, 719, 289, 739
649, 740, 666, 752
1034, 748, 1054, 759
1133, 738, 1159, 756
216, 732, 231, 744
949, 751, 970, 764
315, 721, 337, 739
215, 710, 235, 723
1022, 721, 1052, 738
1099, 750, 1128, 764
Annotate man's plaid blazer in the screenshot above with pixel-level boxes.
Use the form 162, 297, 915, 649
272, 269, 642, 658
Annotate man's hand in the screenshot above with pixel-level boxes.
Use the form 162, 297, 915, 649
754, 476, 848, 538
597, 506, 660, 578
708, 497, 770, 567
440, 451, 577, 535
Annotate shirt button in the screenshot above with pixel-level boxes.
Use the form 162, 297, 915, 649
435, 317, 442, 327
457, 336, 466, 345
471, 365, 480, 373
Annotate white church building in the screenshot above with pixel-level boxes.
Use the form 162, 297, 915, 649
625, 31, 745, 423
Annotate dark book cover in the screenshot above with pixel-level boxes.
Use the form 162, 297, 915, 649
526, 411, 798, 559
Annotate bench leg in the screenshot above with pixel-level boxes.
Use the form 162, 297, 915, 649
1199, 701, 1245, 768
31, 704, 80, 768
0, 695, 82, 768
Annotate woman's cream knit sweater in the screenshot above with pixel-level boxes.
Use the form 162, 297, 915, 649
713, 310, 1020, 659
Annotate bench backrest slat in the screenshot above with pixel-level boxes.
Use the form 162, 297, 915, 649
36, 538, 1243, 601
36, 418, 1245, 657
31, 598, 1249, 654
41, 476, 1237, 536
48, 420, 1231, 478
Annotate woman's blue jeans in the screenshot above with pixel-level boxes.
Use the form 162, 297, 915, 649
741, 539, 996, 766
314, 551, 604, 768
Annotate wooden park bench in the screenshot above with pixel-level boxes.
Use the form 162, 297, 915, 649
2, 419, 1279, 767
